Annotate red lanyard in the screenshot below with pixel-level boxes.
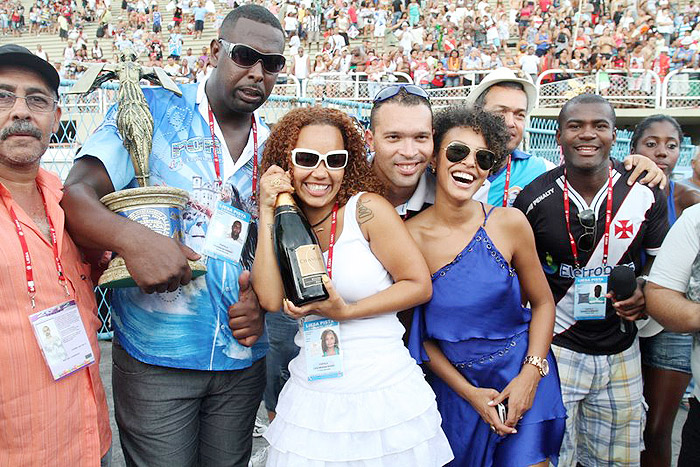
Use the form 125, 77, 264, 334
207, 106, 258, 199
501, 155, 512, 207
5, 184, 69, 308
563, 166, 614, 269
325, 203, 339, 280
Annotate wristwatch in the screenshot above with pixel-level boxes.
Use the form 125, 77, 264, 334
638, 275, 649, 289
523, 355, 549, 377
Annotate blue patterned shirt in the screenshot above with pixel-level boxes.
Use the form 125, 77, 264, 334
76, 80, 270, 370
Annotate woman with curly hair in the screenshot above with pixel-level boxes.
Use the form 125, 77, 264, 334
407, 106, 566, 466
252, 106, 453, 466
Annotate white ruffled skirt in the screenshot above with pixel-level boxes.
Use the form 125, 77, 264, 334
264, 358, 454, 466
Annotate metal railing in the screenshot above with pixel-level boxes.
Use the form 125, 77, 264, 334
303, 71, 413, 101
661, 69, 700, 109
537, 69, 662, 109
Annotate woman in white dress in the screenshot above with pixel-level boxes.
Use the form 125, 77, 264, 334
253, 107, 453, 467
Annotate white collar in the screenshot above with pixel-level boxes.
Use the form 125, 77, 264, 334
396, 170, 436, 216
196, 77, 269, 181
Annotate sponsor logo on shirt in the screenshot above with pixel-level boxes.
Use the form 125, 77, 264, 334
559, 261, 635, 279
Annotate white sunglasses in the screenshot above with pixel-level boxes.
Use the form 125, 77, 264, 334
291, 148, 349, 170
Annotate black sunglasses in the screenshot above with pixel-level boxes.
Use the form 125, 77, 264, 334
372, 84, 430, 103
577, 209, 597, 252
444, 142, 497, 172
218, 39, 286, 74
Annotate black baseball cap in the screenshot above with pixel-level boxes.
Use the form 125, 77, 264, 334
0, 44, 60, 94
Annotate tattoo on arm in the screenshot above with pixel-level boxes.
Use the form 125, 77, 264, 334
357, 198, 375, 225
268, 223, 274, 240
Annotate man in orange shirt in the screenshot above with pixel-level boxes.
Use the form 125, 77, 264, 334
0, 44, 111, 466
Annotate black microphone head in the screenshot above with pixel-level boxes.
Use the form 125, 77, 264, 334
608, 265, 637, 301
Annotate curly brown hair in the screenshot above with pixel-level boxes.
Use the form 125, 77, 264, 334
433, 106, 510, 175
261, 106, 385, 207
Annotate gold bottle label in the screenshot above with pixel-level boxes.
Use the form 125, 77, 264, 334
295, 244, 326, 281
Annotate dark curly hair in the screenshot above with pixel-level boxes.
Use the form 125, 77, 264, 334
433, 106, 510, 174
261, 106, 385, 206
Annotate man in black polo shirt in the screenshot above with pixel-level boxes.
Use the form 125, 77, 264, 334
513, 94, 668, 466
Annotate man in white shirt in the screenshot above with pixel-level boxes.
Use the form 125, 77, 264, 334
656, 6, 674, 45
35, 44, 49, 62
163, 55, 180, 76
330, 27, 346, 52
288, 46, 310, 94
519, 46, 540, 83
646, 204, 700, 466
63, 41, 75, 65
183, 47, 198, 69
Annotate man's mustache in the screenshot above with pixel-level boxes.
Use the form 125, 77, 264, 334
0, 120, 43, 140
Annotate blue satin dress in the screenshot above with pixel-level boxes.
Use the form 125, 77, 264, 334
409, 204, 566, 466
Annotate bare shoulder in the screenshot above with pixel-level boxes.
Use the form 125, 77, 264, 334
488, 206, 531, 235
405, 206, 434, 234
677, 183, 700, 212
355, 192, 396, 226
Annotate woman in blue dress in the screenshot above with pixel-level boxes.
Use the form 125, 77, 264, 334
407, 106, 566, 466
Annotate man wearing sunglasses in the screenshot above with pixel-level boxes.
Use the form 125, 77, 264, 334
513, 94, 669, 466
467, 67, 665, 208
62, 5, 285, 466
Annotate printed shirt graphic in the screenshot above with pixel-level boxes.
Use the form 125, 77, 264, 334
513, 159, 669, 355
474, 149, 554, 207
76, 81, 270, 370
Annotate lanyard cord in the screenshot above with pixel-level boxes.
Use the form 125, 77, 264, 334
4, 184, 70, 308
325, 203, 339, 279
563, 166, 614, 269
501, 155, 512, 207
207, 106, 258, 200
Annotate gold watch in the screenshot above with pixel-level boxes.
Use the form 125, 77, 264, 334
523, 355, 549, 377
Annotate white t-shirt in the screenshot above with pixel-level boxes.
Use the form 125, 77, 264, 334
520, 54, 539, 75
648, 204, 700, 399
293, 54, 310, 79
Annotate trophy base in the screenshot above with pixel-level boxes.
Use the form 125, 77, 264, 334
98, 185, 208, 289
98, 257, 208, 289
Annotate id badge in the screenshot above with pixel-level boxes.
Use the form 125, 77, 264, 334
29, 300, 96, 381
302, 316, 344, 381
573, 275, 608, 320
202, 201, 251, 264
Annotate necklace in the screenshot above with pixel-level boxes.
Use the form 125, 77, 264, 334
310, 208, 334, 231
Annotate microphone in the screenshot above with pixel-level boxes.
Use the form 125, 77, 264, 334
608, 265, 638, 301
608, 265, 638, 333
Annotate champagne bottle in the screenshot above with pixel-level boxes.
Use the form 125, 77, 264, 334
274, 193, 329, 306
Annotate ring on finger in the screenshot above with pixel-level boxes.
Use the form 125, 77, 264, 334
490, 425, 496, 433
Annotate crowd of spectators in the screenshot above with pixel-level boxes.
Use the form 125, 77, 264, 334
284, 0, 700, 92
4, 0, 700, 89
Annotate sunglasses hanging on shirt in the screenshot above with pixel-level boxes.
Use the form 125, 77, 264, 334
576, 208, 597, 252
